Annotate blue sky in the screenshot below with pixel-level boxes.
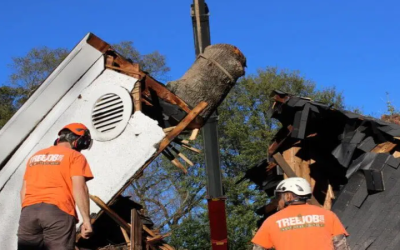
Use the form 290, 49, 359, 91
1, 0, 399, 117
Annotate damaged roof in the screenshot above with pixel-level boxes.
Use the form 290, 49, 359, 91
243, 90, 400, 249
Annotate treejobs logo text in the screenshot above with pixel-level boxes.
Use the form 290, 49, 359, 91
276, 215, 325, 231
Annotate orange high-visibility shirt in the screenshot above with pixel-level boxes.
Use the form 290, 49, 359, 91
252, 204, 348, 250
22, 146, 93, 220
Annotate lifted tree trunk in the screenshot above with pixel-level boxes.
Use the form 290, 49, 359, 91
166, 44, 246, 120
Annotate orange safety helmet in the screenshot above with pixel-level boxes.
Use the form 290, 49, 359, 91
56, 123, 92, 151
58, 123, 89, 136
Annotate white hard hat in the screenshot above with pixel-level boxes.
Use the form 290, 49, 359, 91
274, 177, 312, 196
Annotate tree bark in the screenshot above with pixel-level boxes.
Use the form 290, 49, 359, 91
166, 44, 246, 120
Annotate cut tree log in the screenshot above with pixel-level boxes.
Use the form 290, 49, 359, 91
166, 44, 246, 120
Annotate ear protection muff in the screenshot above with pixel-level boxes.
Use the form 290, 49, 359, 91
54, 129, 93, 151
72, 129, 93, 151
53, 138, 60, 146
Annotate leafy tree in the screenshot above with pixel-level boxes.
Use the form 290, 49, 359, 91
169, 211, 211, 250
112, 41, 170, 80
0, 86, 23, 128
8, 47, 69, 106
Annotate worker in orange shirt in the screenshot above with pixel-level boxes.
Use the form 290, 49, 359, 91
18, 123, 94, 250
252, 177, 350, 250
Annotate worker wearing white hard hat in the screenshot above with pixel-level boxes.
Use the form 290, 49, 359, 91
252, 177, 350, 250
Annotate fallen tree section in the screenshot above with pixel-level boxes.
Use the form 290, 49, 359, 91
166, 44, 246, 120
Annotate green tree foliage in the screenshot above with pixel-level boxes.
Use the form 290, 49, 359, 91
112, 41, 170, 80
0, 86, 23, 128
8, 47, 69, 105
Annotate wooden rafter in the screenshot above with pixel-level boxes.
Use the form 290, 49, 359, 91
142, 76, 193, 115
132, 81, 142, 112
268, 125, 293, 155
84, 195, 175, 250
272, 153, 321, 207
131, 209, 143, 250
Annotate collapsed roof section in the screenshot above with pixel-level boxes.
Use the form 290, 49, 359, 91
0, 33, 246, 249
242, 90, 400, 249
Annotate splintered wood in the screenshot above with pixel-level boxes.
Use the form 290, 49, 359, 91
372, 141, 397, 153
189, 128, 199, 140
276, 147, 336, 210
162, 149, 187, 174
173, 139, 201, 154
169, 145, 194, 166
282, 147, 303, 179
88, 195, 174, 250
163, 126, 176, 133
323, 185, 335, 210
273, 153, 320, 207
132, 82, 142, 112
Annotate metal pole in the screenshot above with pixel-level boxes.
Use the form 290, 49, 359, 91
191, 1, 228, 249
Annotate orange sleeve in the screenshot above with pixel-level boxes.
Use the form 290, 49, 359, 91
331, 212, 349, 236
23, 160, 31, 180
70, 153, 94, 181
23, 168, 29, 180
251, 220, 274, 249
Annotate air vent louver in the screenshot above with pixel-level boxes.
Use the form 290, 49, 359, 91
92, 93, 124, 133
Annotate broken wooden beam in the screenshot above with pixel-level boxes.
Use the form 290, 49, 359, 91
105, 64, 144, 80
169, 145, 194, 166
173, 139, 201, 154
132, 82, 142, 112
268, 125, 293, 155
163, 126, 176, 133
272, 153, 320, 206
147, 233, 172, 244
323, 185, 334, 210
156, 102, 207, 152
121, 226, 130, 245
131, 209, 143, 250
173, 138, 190, 146
143, 76, 192, 114
189, 128, 200, 140
89, 195, 174, 249
162, 149, 187, 174
89, 194, 131, 232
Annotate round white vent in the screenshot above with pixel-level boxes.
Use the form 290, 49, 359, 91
92, 93, 124, 132
87, 86, 133, 142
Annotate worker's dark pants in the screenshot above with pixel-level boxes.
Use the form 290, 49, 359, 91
17, 203, 76, 250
